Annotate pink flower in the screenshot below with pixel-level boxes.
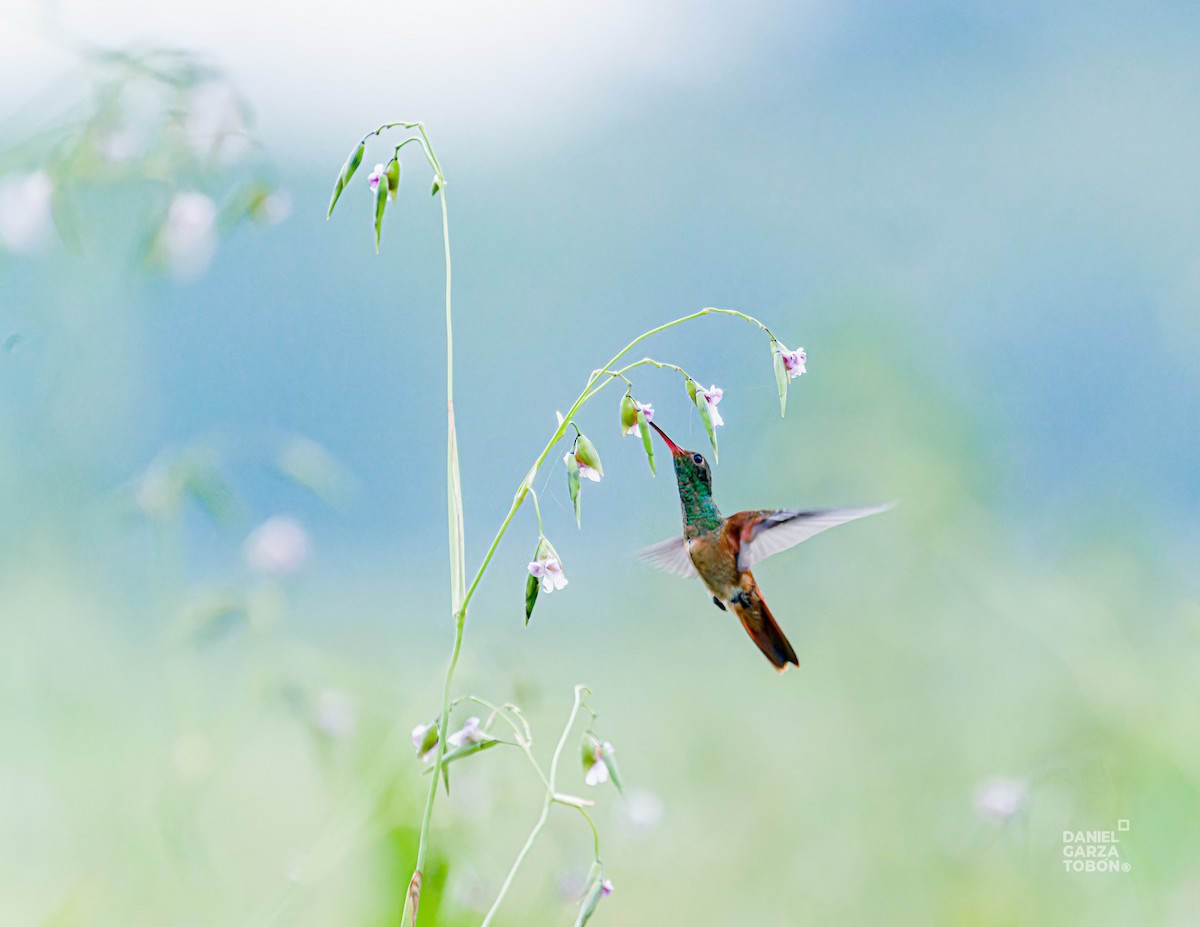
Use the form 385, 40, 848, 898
623, 400, 654, 435
584, 740, 613, 786
775, 343, 806, 378
697, 385, 724, 427
528, 555, 568, 592
447, 716, 488, 747
601, 879, 614, 897
367, 163, 385, 193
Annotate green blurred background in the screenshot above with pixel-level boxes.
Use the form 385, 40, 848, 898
2, 1, 1199, 924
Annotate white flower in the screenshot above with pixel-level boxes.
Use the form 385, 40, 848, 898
697, 384, 724, 427
257, 191, 292, 225
0, 171, 55, 254
584, 741, 613, 786
367, 163, 385, 193
625, 788, 664, 833
623, 401, 654, 435
447, 716, 487, 747
564, 451, 601, 482
601, 879, 614, 897
244, 516, 311, 575
775, 343, 806, 378
312, 689, 357, 740
974, 777, 1028, 824
528, 555, 568, 593
162, 191, 218, 278
411, 722, 438, 762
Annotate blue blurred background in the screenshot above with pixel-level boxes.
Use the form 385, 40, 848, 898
2, 2, 1199, 924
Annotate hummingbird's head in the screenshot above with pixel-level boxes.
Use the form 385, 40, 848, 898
649, 421, 712, 493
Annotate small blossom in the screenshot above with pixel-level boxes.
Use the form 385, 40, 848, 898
312, 689, 357, 740
367, 163, 385, 193
775, 343, 806, 379
244, 516, 311, 575
411, 722, 438, 762
600, 879, 614, 897
584, 741, 613, 786
625, 788, 664, 833
254, 190, 293, 225
564, 451, 601, 482
161, 191, 218, 278
623, 401, 654, 435
697, 384, 724, 427
974, 777, 1028, 824
0, 171, 55, 254
528, 554, 568, 593
447, 716, 487, 748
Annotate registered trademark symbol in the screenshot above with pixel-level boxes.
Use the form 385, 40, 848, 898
1122, 862, 1131, 872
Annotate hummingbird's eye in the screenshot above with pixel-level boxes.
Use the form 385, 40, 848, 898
692, 453, 704, 465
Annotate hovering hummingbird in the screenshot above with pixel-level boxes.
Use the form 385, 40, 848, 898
639, 421, 891, 672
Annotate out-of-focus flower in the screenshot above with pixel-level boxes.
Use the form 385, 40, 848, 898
528, 554, 568, 593
0, 171, 55, 254
775, 343, 806, 378
412, 722, 439, 762
564, 450, 601, 483
697, 385, 724, 427
600, 879, 614, 897
625, 788, 664, 834
974, 777, 1028, 824
244, 516, 311, 575
312, 689, 357, 740
583, 739, 613, 786
623, 400, 653, 436
447, 716, 488, 748
367, 163, 385, 193
161, 191, 218, 278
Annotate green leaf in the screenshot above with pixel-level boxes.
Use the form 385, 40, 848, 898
574, 877, 606, 927
566, 451, 582, 527
373, 169, 389, 252
636, 410, 655, 476
771, 338, 788, 417
694, 391, 719, 463
327, 141, 364, 218
525, 570, 539, 625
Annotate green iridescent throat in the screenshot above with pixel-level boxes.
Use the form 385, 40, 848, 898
674, 458, 723, 533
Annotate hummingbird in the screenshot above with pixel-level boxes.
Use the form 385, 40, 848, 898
639, 421, 891, 672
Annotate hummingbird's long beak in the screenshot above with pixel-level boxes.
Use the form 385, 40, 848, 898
648, 420, 684, 455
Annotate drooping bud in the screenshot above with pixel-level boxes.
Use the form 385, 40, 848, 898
770, 337, 789, 417
565, 451, 582, 527
431, 175, 443, 197
685, 377, 698, 403
693, 388, 719, 462
327, 141, 365, 218
619, 392, 638, 433
373, 164, 390, 251
637, 409, 655, 476
573, 434, 604, 478
386, 159, 401, 202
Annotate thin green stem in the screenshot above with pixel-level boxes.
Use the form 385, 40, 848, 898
479, 685, 592, 926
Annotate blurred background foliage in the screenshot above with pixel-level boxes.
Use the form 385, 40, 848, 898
2, 2, 1199, 925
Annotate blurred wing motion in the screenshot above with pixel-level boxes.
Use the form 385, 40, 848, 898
637, 535, 698, 577
733, 503, 894, 572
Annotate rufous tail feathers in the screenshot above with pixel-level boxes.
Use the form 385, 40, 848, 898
729, 584, 799, 672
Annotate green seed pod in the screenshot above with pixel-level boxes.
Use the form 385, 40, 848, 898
685, 377, 698, 403
431, 175, 443, 197
573, 434, 604, 478
694, 389, 719, 462
566, 451, 582, 527
771, 338, 789, 417
619, 392, 638, 433
386, 159, 401, 202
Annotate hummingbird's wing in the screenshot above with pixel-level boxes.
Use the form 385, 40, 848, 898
636, 536, 699, 578
732, 503, 894, 572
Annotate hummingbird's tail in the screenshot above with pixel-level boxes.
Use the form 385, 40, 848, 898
729, 582, 799, 672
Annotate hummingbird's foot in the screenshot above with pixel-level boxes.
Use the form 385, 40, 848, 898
712, 595, 727, 612
730, 590, 752, 609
